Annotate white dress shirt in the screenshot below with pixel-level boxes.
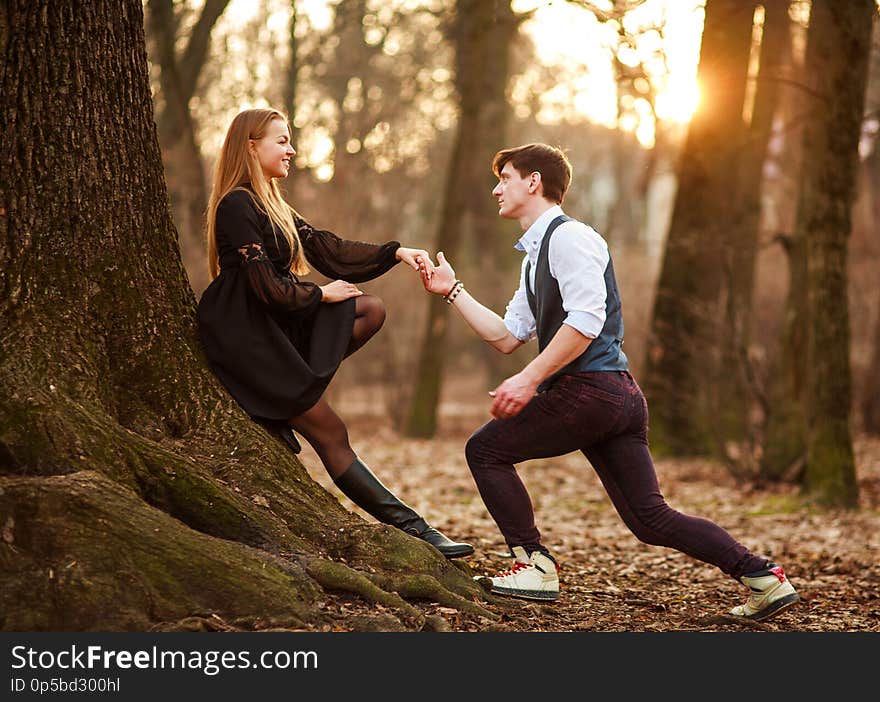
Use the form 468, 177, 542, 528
502, 205, 610, 343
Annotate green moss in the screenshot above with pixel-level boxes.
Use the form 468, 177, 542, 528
805, 423, 858, 508
744, 492, 812, 516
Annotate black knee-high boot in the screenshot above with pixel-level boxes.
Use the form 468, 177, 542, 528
332, 458, 474, 559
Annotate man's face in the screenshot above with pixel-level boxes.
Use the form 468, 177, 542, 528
492, 161, 534, 220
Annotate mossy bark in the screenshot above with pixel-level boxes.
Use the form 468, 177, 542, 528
0, 0, 487, 631
798, 0, 872, 507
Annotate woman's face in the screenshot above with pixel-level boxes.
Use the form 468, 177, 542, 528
250, 118, 296, 179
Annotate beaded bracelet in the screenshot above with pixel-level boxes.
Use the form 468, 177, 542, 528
443, 280, 464, 304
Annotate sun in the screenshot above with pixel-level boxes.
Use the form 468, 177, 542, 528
655, 80, 701, 124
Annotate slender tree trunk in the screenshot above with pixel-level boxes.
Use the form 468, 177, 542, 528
860, 142, 880, 434
404, 0, 517, 437
641, 0, 756, 455
0, 0, 487, 631
468, 1, 521, 389
714, 0, 790, 469
864, 291, 880, 434
284, 0, 300, 197
285, 0, 299, 142
799, 0, 872, 507
760, 10, 810, 482
760, 227, 810, 481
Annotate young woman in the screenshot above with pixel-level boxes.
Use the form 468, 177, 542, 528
197, 108, 472, 558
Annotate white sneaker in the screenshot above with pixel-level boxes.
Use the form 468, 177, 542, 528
486, 546, 559, 601
730, 563, 799, 621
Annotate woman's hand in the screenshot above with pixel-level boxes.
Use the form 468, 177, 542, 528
320, 280, 363, 302
396, 247, 434, 279
419, 251, 457, 295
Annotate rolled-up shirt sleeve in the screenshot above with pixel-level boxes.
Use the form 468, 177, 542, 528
503, 257, 537, 342
549, 222, 609, 339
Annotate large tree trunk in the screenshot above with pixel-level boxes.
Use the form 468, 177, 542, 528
799, 0, 872, 507
145, 0, 228, 299
404, 0, 518, 437
641, 0, 756, 456
0, 0, 489, 631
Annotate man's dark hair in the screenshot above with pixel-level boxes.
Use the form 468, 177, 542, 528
492, 143, 572, 204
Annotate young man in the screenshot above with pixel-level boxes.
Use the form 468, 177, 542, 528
419, 143, 798, 621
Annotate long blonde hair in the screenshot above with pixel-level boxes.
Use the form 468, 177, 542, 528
206, 108, 309, 280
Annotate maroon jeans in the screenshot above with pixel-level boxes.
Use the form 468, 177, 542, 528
465, 370, 766, 580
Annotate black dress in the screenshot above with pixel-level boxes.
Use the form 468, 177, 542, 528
197, 186, 401, 421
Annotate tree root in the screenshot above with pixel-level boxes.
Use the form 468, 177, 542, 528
370, 573, 499, 621
0, 471, 323, 631
304, 558, 425, 629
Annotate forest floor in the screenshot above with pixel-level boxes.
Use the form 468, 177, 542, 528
298, 394, 880, 633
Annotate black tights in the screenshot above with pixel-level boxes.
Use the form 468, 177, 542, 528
345, 293, 386, 358
290, 294, 385, 478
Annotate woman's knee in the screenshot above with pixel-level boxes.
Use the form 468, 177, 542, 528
361, 294, 386, 329
297, 415, 350, 455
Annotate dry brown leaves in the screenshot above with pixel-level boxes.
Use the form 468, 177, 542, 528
298, 402, 880, 633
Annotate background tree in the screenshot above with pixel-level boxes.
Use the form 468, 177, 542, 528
284, 0, 300, 157
798, 0, 873, 507
758, 2, 811, 482
857, 22, 880, 437
404, 0, 521, 438
713, 0, 791, 474
0, 0, 489, 631
860, 127, 880, 434
641, 0, 757, 456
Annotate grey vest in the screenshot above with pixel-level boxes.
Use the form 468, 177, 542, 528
525, 215, 628, 391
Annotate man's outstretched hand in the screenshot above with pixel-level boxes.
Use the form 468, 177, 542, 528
419, 251, 457, 295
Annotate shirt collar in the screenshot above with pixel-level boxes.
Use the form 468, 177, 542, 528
514, 205, 565, 253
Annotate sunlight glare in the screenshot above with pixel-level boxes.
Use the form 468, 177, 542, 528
518, 0, 705, 136
655, 80, 700, 123
300, 0, 334, 31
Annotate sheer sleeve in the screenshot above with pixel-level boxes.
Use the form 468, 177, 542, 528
217, 191, 322, 315
238, 243, 322, 315
296, 215, 401, 283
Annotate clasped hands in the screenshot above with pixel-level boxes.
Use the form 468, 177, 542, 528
320, 246, 434, 302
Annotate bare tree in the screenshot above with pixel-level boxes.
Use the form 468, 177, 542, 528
404, 0, 522, 438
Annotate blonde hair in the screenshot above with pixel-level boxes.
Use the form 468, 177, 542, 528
206, 108, 309, 280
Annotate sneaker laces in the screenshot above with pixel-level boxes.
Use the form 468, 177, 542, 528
495, 561, 531, 578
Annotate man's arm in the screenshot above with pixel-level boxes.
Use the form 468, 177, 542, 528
448, 289, 523, 354
489, 324, 592, 419
420, 252, 523, 354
